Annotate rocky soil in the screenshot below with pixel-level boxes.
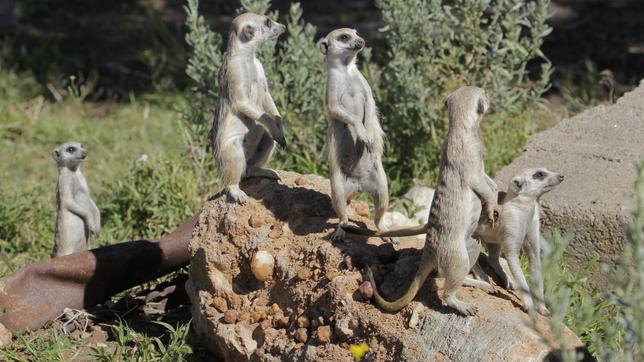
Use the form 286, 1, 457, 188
187, 171, 582, 361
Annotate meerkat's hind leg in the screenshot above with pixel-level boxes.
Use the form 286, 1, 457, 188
330, 171, 350, 243
442, 246, 478, 316
505, 251, 536, 314
218, 136, 248, 203
245, 133, 279, 180
487, 244, 513, 289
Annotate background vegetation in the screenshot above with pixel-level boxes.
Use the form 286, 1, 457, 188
0, 0, 639, 360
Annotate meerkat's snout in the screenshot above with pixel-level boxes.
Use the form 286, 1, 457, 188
354, 37, 365, 50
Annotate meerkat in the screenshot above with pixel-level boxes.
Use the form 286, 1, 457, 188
319, 28, 398, 244
474, 167, 564, 316
365, 86, 498, 316
52, 142, 100, 257
212, 12, 287, 203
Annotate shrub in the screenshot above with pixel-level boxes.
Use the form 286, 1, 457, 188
99, 158, 202, 242
374, 0, 553, 185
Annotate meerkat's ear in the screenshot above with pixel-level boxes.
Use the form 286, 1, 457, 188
52, 149, 60, 160
477, 97, 487, 114
319, 38, 328, 54
240, 24, 255, 42
510, 177, 525, 193
443, 94, 451, 109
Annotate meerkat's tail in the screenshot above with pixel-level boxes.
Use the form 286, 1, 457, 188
342, 224, 428, 237
367, 257, 435, 312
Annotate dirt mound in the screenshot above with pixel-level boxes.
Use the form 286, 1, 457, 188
186, 171, 582, 361
496, 79, 644, 288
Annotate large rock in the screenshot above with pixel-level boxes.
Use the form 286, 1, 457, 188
187, 171, 582, 361
496, 80, 644, 288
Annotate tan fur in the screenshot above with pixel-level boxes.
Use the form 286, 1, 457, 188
320, 28, 396, 244
368, 86, 498, 315
212, 12, 286, 203
52, 142, 100, 257
474, 167, 563, 316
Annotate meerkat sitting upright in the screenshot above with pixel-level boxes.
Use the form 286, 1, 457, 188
319, 28, 398, 244
365, 86, 498, 316
474, 167, 564, 316
212, 12, 287, 203
52, 142, 100, 257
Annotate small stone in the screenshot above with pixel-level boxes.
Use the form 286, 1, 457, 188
296, 315, 310, 328
353, 201, 370, 218
326, 270, 338, 281
268, 223, 283, 239
0, 323, 12, 347
248, 215, 264, 228
260, 319, 272, 330
213, 296, 228, 313
296, 267, 310, 281
316, 325, 332, 344
295, 176, 307, 186
270, 303, 281, 315
251, 251, 275, 282
349, 319, 359, 330
343, 255, 353, 270
275, 316, 290, 329
251, 311, 263, 323
223, 310, 238, 324
359, 281, 374, 300
238, 311, 251, 322
294, 328, 308, 343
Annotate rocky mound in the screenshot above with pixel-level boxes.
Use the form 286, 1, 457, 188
186, 171, 582, 361
496, 79, 644, 288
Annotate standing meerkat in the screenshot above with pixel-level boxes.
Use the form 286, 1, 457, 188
366, 86, 498, 316
212, 12, 287, 203
474, 167, 564, 316
319, 28, 397, 244
52, 142, 100, 257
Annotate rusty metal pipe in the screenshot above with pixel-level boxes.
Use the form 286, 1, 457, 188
0, 213, 198, 332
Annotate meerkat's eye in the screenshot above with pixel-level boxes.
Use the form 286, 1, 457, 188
265, 18, 271, 28
533, 171, 545, 179
66, 146, 76, 153
338, 34, 350, 42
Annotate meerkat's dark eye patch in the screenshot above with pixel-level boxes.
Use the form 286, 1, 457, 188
241, 25, 255, 42
532, 171, 545, 180
477, 97, 487, 114
338, 34, 350, 42
265, 18, 271, 28
66, 146, 76, 153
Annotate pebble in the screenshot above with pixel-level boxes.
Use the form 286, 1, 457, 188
352, 201, 370, 218
297, 316, 310, 328
296, 267, 311, 281
0, 323, 12, 347
223, 310, 238, 324
294, 328, 308, 343
248, 215, 264, 228
295, 176, 307, 186
213, 296, 228, 313
359, 281, 374, 300
268, 223, 283, 239
251, 251, 275, 281
316, 325, 331, 344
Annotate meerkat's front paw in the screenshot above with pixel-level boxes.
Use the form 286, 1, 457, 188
331, 226, 347, 243
226, 186, 248, 204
